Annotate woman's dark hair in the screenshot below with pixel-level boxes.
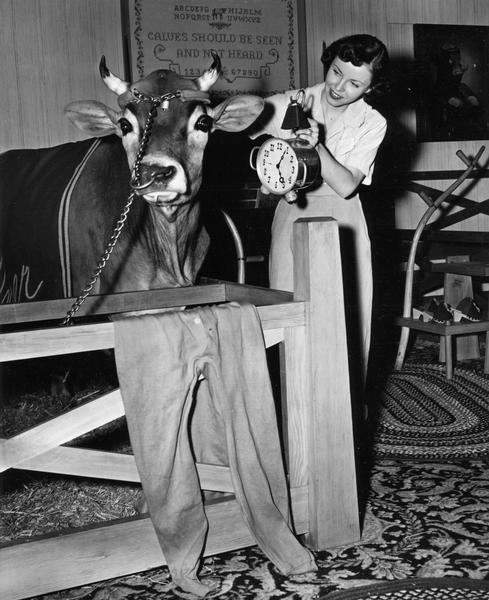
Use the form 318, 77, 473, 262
321, 34, 390, 99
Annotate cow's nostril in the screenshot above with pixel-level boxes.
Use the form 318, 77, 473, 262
153, 166, 176, 181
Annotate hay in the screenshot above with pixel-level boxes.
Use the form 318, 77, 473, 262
0, 477, 141, 543
0, 352, 141, 544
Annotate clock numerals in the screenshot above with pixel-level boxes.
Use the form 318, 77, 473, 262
256, 139, 299, 194
253, 136, 320, 197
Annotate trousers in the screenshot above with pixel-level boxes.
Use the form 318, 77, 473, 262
114, 302, 316, 595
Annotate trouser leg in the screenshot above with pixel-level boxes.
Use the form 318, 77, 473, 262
114, 312, 212, 597
202, 302, 317, 575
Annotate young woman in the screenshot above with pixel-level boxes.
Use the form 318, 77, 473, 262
250, 34, 390, 386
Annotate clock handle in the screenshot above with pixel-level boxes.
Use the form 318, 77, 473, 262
249, 146, 259, 171
297, 162, 308, 188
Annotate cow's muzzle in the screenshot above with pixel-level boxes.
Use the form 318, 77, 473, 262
131, 166, 177, 191
141, 192, 188, 222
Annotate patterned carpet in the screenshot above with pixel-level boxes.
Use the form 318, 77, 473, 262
30, 458, 489, 599
5, 341, 489, 599
324, 578, 489, 599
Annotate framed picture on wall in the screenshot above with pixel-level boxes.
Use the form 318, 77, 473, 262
413, 24, 489, 142
122, 0, 305, 97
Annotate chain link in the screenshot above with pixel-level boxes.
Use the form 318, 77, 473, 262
62, 102, 159, 326
132, 88, 181, 106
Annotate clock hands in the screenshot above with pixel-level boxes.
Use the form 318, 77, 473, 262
251, 135, 319, 202
275, 149, 287, 169
276, 150, 287, 186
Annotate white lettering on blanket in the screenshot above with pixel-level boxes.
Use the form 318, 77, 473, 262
0, 257, 43, 304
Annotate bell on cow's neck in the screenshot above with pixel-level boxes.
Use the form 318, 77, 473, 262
281, 89, 310, 130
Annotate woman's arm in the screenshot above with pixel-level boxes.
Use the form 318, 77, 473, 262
316, 144, 366, 197
297, 122, 365, 198
298, 113, 386, 198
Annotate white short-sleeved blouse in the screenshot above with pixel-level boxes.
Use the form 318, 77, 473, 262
250, 83, 387, 186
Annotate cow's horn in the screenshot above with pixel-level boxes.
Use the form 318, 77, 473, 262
99, 56, 130, 96
196, 51, 221, 91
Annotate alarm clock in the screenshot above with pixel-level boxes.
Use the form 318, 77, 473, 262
250, 136, 321, 202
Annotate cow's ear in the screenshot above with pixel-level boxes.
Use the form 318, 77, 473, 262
64, 100, 121, 137
209, 95, 264, 132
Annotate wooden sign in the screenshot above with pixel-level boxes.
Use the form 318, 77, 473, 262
125, 0, 301, 95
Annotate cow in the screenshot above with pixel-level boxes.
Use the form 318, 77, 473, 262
0, 54, 264, 305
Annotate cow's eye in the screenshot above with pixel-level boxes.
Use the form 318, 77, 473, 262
118, 118, 133, 136
195, 114, 213, 132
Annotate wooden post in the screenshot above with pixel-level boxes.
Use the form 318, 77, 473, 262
292, 217, 360, 549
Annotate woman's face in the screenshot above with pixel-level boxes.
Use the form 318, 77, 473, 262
324, 57, 373, 108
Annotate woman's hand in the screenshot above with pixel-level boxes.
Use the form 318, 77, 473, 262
296, 118, 319, 147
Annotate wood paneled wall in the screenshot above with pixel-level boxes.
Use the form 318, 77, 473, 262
2, 0, 489, 231
0, 0, 124, 151
305, 0, 489, 231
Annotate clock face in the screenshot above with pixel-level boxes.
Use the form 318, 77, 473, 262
256, 139, 299, 194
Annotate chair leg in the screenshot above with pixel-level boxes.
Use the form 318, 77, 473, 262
395, 326, 410, 370
444, 335, 453, 379
485, 331, 489, 375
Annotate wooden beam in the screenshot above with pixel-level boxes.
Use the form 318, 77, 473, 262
0, 282, 295, 327
256, 302, 305, 330
5, 443, 234, 492
0, 486, 308, 600
396, 317, 489, 335
397, 229, 489, 244
405, 181, 489, 230
0, 321, 115, 361
0, 305, 300, 362
426, 198, 489, 231
293, 218, 360, 549
406, 169, 489, 181
223, 281, 293, 305
431, 261, 489, 276
280, 326, 309, 489
0, 390, 124, 472
0, 285, 228, 325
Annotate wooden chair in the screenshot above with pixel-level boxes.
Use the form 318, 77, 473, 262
0, 218, 360, 600
395, 147, 489, 379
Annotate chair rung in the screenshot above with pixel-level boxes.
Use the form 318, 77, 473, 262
396, 316, 489, 335
431, 262, 489, 276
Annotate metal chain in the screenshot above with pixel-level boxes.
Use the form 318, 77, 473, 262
131, 104, 158, 188
132, 88, 181, 106
61, 103, 159, 326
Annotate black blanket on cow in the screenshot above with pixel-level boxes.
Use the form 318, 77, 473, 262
0, 137, 105, 303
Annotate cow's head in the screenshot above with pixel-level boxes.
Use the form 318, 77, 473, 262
65, 55, 264, 221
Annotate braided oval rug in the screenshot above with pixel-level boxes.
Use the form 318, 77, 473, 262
324, 578, 489, 600
372, 362, 489, 460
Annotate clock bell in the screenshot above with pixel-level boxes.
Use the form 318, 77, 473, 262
250, 89, 320, 203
